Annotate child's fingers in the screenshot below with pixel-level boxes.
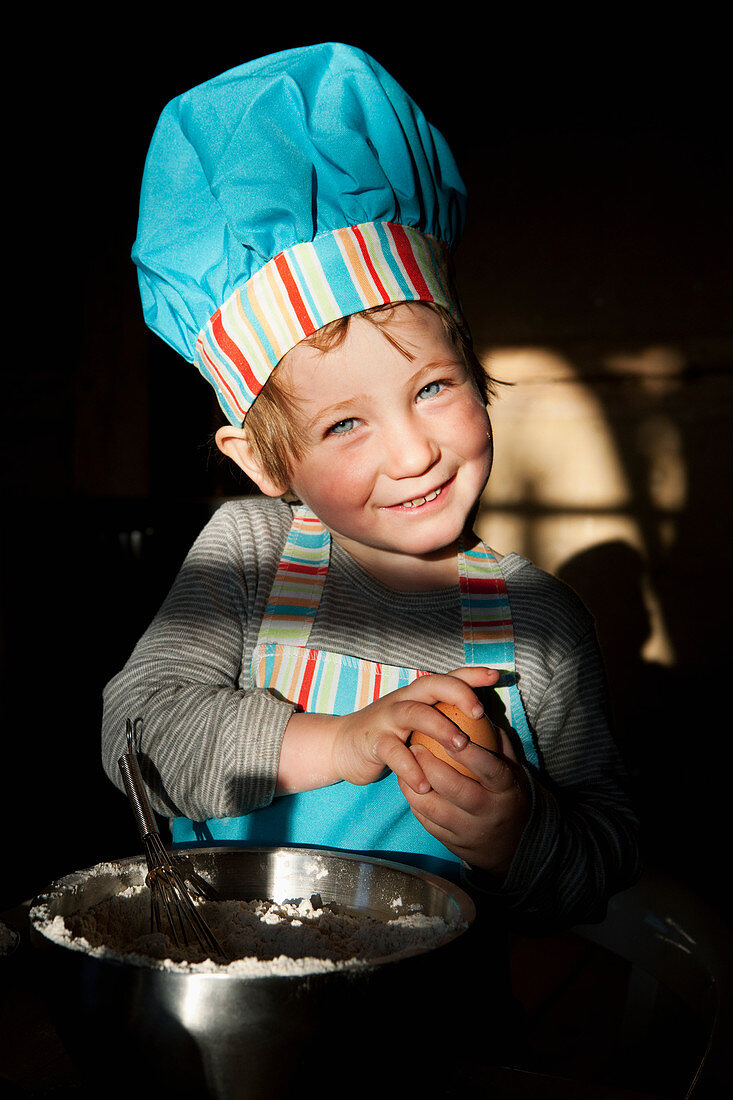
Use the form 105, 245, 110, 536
398, 756, 475, 841
446, 665, 502, 691
408, 744, 498, 812
375, 736, 431, 795
395, 668, 498, 729
410, 740, 527, 804
398, 699, 473, 750
362, 689, 488, 791
407, 745, 480, 808
469, 745, 528, 797
400, 730, 531, 874
340, 670, 501, 787
475, 727, 529, 795
493, 723, 521, 764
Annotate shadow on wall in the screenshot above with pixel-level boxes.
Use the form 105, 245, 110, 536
557, 542, 681, 874
475, 340, 732, 917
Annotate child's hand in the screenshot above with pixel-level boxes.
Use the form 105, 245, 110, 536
331, 667, 500, 792
399, 726, 530, 876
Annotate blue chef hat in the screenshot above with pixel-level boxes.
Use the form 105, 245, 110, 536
132, 42, 468, 424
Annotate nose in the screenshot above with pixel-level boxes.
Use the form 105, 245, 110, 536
382, 414, 440, 479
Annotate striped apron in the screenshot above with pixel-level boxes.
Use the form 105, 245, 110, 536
172, 506, 537, 869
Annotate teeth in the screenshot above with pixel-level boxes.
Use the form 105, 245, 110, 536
402, 486, 441, 508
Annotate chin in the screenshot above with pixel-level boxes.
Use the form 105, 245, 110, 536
390, 516, 468, 557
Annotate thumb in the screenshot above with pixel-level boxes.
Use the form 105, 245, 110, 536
479, 728, 529, 794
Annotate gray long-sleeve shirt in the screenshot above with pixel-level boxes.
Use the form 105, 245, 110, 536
102, 496, 640, 930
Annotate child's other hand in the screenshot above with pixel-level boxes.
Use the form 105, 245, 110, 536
331, 667, 500, 792
400, 726, 530, 876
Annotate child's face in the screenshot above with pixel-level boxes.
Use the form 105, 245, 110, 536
276, 304, 493, 580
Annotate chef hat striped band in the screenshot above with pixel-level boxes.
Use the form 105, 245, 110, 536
194, 221, 463, 425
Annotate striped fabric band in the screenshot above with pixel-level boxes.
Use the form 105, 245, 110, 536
459, 536, 537, 763
253, 647, 424, 718
194, 222, 463, 425
257, 509, 330, 646
458, 541, 515, 666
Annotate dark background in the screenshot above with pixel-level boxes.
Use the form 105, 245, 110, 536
2, 16, 730, 920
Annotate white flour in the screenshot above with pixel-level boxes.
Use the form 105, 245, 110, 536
33, 885, 462, 977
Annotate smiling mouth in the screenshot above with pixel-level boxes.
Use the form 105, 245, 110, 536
401, 486, 442, 508
392, 478, 454, 510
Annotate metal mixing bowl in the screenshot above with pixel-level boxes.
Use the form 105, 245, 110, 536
30, 846, 482, 1098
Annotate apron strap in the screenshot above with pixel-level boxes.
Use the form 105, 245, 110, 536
255, 505, 330, 648
458, 537, 514, 666
459, 534, 538, 767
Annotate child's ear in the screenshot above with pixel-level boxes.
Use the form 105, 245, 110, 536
214, 425, 286, 497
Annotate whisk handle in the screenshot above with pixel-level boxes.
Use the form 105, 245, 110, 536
118, 751, 160, 840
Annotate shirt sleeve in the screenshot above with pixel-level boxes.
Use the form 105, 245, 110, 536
100, 502, 295, 820
462, 565, 641, 931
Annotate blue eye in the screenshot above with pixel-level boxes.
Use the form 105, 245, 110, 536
329, 418, 356, 435
417, 381, 443, 400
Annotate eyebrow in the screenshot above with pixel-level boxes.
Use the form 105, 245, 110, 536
411, 358, 465, 380
306, 398, 367, 432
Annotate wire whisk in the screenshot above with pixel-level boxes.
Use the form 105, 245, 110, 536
118, 719, 227, 960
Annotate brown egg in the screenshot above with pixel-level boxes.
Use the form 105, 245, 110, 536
410, 702, 499, 780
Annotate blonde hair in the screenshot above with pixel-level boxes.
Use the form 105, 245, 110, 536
243, 302, 494, 491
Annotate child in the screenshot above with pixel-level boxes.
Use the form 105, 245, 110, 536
102, 43, 639, 931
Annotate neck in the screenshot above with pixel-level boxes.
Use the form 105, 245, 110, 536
330, 532, 465, 591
